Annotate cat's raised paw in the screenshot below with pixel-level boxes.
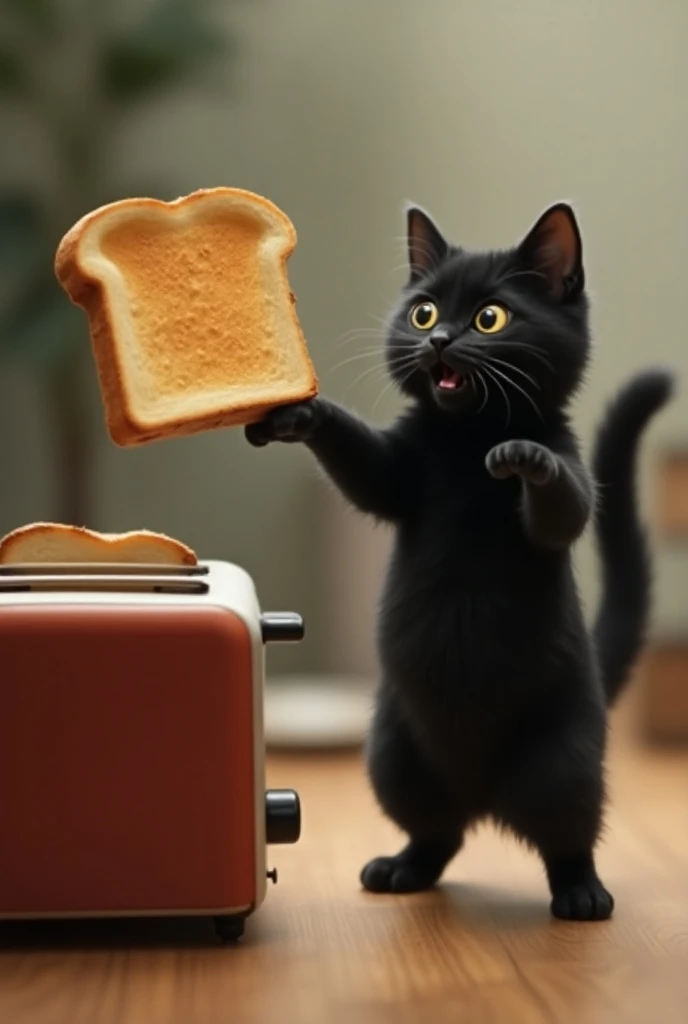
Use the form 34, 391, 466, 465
550, 882, 614, 921
486, 440, 558, 486
360, 855, 438, 894
245, 400, 320, 447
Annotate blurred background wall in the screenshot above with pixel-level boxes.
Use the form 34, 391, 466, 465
1, 0, 686, 683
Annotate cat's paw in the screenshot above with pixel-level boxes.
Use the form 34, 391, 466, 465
486, 440, 558, 486
550, 882, 614, 921
245, 400, 321, 447
360, 855, 438, 894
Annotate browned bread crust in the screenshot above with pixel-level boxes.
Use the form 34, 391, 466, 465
0, 523, 198, 565
55, 187, 318, 447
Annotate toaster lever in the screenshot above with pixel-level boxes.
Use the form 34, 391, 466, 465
265, 789, 301, 844
260, 612, 304, 643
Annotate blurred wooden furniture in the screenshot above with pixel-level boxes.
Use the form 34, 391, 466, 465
656, 450, 688, 537
641, 643, 688, 743
641, 449, 688, 744
0, 726, 685, 1024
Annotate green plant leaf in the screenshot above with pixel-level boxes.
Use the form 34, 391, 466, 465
0, 194, 46, 271
0, 45, 23, 93
0, 269, 86, 370
102, 0, 227, 103
0, 0, 57, 37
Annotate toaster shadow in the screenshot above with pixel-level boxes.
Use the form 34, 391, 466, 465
0, 915, 257, 951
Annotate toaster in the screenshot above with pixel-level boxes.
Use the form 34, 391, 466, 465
0, 558, 303, 942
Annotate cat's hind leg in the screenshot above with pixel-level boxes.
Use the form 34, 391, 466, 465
361, 685, 464, 894
493, 718, 613, 921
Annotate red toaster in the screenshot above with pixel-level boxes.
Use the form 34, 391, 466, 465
0, 558, 303, 942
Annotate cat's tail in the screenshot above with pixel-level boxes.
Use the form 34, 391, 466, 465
591, 367, 676, 707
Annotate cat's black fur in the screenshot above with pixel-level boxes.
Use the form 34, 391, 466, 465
246, 202, 674, 921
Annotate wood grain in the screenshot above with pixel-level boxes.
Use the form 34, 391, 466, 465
0, 715, 686, 1024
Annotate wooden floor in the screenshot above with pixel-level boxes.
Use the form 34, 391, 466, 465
0, 716, 686, 1024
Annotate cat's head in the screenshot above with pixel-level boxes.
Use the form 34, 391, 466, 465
385, 202, 590, 422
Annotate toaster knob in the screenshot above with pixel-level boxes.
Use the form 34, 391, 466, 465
260, 612, 304, 643
265, 789, 301, 844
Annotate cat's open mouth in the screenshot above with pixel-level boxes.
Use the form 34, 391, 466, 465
430, 364, 469, 392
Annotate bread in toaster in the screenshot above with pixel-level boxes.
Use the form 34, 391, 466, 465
54, 187, 318, 447
0, 523, 197, 565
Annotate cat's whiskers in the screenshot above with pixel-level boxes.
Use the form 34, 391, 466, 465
482, 362, 544, 423
386, 352, 423, 379
333, 328, 388, 350
354, 353, 416, 382
329, 348, 390, 374
475, 370, 489, 415
372, 360, 418, 418
369, 313, 396, 331
344, 352, 419, 395
487, 341, 554, 372
333, 320, 419, 353
481, 365, 512, 428
479, 353, 541, 392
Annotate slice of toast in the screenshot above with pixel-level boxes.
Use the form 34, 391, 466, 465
54, 187, 318, 447
0, 523, 197, 565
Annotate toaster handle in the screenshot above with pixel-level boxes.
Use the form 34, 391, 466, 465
260, 612, 304, 643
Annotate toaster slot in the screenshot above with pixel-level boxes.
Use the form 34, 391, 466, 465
0, 563, 208, 577
0, 575, 209, 594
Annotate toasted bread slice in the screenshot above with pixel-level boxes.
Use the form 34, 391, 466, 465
0, 523, 197, 566
54, 187, 318, 447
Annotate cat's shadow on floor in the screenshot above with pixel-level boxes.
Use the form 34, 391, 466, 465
417, 881, 557, 932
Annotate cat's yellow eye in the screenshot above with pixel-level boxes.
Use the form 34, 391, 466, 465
474, 304, 510, 334
409, 301, 439, 331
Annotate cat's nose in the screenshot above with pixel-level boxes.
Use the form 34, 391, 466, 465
429, 326, 452, 351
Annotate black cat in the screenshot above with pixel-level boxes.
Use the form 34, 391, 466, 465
246, 202, 674, 921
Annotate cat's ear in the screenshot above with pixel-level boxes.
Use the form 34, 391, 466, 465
406, 204, 449, 282
517, 202, 584, 300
